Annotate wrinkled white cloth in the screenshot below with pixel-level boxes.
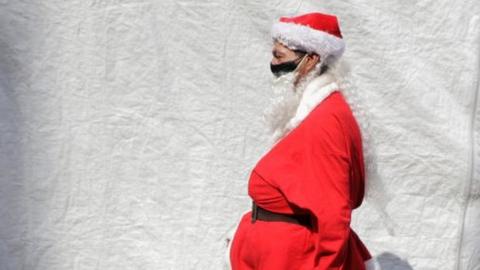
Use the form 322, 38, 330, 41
0, 1, 479, 270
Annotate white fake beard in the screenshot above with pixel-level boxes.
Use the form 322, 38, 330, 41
262, 72, 300, 140
262, 69, 318, 142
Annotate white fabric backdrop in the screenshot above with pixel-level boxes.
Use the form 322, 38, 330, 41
0, 1, 479, 269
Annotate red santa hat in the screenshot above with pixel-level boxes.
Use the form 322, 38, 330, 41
271, 12, 345, 65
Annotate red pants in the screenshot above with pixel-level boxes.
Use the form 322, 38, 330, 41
229, 211, 315, 270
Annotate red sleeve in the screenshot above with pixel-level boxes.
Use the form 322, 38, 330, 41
254, 111, 358, 269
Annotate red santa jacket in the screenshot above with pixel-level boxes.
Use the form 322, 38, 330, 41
248, 74, 372, 269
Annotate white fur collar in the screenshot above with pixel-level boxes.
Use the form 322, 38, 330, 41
272, 72, 339, 142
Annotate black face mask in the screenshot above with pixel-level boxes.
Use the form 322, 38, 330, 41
270, 55, 306, 77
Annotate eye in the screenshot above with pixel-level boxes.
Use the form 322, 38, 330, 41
272, 51, 283, 59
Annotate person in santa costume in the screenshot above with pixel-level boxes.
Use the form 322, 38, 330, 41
226, 12, 375, 270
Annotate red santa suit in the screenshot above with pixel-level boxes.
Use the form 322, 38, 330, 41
227, 12, 373, 270
229, 72, 373, 270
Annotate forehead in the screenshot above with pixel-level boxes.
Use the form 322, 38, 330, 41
272, 40, 294, 53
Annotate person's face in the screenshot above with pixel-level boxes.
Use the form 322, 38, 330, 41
271, 41, 303, 65
270, 41, 320, 86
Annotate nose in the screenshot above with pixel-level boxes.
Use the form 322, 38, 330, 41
271, 58, 280, 65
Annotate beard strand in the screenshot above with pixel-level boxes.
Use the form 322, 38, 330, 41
262, 69, 319, 142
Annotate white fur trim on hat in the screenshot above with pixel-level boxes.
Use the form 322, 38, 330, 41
271, 21, 345, 65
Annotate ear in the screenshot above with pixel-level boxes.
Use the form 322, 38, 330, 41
308, 54, 320, 65
305, 53, 320, 70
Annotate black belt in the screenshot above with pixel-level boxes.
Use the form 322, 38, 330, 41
251, 201, 311, 227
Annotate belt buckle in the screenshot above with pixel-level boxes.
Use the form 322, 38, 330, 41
251, 201, 258, 223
